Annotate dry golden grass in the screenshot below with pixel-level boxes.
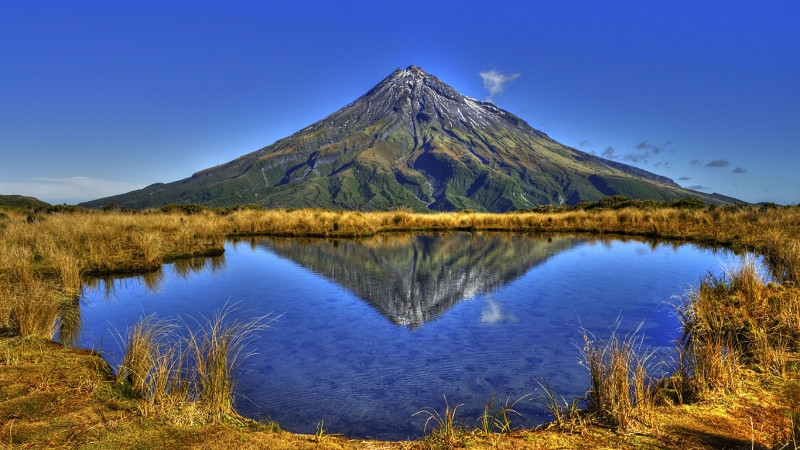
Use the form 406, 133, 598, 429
581, 324, 657, 432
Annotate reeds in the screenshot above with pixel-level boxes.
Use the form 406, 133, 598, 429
478, 392, 529, 435
580, 324, 656, 431
116, 305, 273, 422
184, 306, 272, 417
414, 396, 464, 447
535, 381, 584, 432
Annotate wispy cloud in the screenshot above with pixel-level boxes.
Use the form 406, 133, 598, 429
579, 139, 591, 147
0, 177, 146, 205
687, 184, 709, 190
690, 159, 702, 166
605, 141, 674, 165
705, 159, 730, 168
636, 141, 669, 154
479, 70, 520, 103
598, 142, 676, 171
733, 166, 748, 174
621, 153, 647, 163
678, 176, 692, 181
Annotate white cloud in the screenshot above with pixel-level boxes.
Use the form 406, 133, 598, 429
0, 177, 146, 205
479, 70, 520, 103
480, 298, 518, 324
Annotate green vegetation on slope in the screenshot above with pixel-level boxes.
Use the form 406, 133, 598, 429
0, 194, 51, 210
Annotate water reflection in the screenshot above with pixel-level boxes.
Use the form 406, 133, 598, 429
257, 233, 581, 327
56, 297, 82, 347
82, 254, 226, 300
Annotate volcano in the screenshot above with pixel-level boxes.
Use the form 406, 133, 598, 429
82, 65, 731, 211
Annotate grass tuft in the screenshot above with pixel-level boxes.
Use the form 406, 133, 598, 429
115, 305, 274, 423
478, 392, 530, 435
580, 323, 657, 431
535, 381, 584, 433
184, 304, 273, 418
116, 314, 182, 404
414, 395, 465, 447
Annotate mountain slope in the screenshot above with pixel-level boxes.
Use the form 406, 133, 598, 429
82, 66, 731, 211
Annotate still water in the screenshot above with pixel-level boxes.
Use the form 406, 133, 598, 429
78, 232, 744, 440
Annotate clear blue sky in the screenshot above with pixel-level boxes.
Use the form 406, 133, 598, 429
2, 1, 798, 205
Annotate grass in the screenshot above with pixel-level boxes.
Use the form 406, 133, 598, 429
478, 392, 530, 436
535, 381, 584, 433
184, 305, 273, 420
1, 199, 800, 447
115, 305, 274, 424
414, 396, 465, 447
116, 314, 182, 405
580, 323, 657, 432
676, 258, 800, 391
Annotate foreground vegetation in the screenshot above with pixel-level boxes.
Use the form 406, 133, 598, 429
1, 199, 799, 448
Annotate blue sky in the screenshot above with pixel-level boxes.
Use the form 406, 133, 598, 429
1, 1, 798, 205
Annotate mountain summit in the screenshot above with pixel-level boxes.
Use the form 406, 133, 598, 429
83, 65, 729, 211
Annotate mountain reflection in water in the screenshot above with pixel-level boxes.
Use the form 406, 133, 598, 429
258, 233, 581, 327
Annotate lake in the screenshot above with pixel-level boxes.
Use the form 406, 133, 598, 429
76, 232, 744, 440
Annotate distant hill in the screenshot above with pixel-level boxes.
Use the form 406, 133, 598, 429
82, 66, 736, 211
0, 194, 51, 210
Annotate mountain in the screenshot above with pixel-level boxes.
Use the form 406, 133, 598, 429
259, 233, 581, 327
82, 65, 731, 211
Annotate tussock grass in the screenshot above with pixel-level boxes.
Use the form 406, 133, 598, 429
0, 245, 74, 339
534, 381, 584, 433
116, 306, 273, 424
478, 392, 529, 435
580, 324, 657, 431
184, 306, 272, 418
5, 278, 65, 339
414, 396, 466, 447
117, 314, 181, 400
676, 258, 800, 393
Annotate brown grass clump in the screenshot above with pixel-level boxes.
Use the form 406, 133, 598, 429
677, 258, 800, 392
117, 314, 182, 403
4, 279, 65, 339
581, 324, 657, 432
184, 306, 273, 419
116, 306, 274, 424
0, 245, 73, 339
414, 396, 468, 448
